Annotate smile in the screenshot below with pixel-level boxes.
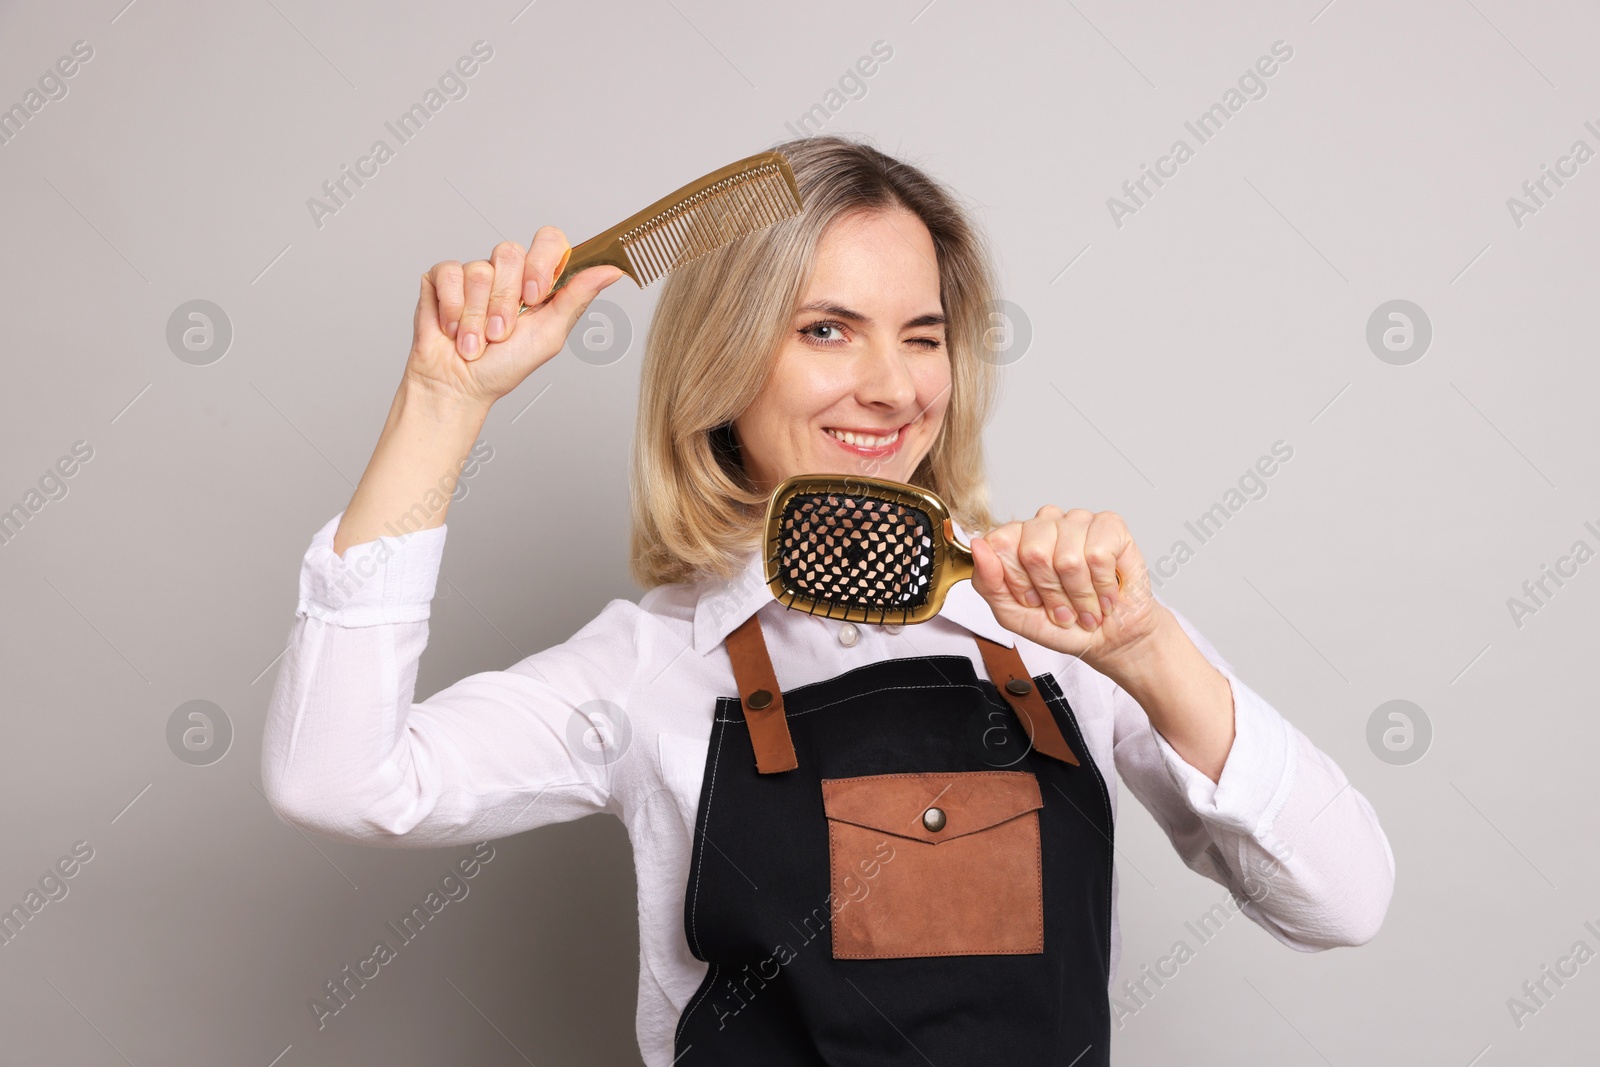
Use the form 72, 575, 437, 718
823, 424, 906, 456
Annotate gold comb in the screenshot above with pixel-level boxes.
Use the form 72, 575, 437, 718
764, 473, 1122, 626
518, 150, 802, 315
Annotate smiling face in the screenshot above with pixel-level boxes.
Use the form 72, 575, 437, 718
732, 207, 952, 494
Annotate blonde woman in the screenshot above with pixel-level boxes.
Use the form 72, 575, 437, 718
262, 134, 1394, 1065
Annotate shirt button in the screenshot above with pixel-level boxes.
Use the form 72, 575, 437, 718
838, 622, 860, 647
884, 623, 903, 635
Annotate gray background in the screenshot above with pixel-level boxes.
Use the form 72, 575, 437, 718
0, 0, 1593, 1063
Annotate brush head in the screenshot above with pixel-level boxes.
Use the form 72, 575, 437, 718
763, 474, 969, 626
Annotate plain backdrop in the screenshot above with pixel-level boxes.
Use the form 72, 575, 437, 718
2, 0, 1597, 1063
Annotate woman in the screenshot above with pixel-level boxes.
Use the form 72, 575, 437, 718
262, 134, 1395, 1065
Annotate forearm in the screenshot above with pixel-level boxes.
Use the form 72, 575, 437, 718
1101, 607, 1237, 782
334, 376, 492, 557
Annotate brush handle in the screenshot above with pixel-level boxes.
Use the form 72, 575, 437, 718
515, 234, 631, 316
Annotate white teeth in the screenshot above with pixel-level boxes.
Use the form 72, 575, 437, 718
826, 427, 899, 448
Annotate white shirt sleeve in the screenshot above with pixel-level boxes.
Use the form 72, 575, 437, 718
1111, 595, 1396, 950
261, 511, 638, 846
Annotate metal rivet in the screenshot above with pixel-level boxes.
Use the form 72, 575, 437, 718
922, 806, 946, 832
747, 689, 773, 710
1005, 678, 1032, 696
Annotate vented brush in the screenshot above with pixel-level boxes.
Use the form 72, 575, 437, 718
764, 473, 1123, 626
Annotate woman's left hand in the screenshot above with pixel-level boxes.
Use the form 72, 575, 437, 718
970, 506, 1170, 670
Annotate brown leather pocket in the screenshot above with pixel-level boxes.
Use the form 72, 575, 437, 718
820, 770, 1044, 959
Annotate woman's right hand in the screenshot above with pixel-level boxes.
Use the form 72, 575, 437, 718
405, 225, 625, 410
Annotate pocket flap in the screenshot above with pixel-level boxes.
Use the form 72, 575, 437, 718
821, 770, 1042, 845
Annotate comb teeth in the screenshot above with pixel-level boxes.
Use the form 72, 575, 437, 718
620, 162, 800, 286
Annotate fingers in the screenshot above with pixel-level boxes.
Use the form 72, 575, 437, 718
456, 259, 494, 360
430, 261, 465, 343
1019, 509, 1100, 630
975, 522, 1037, 612
546, 263, 626, 333
415, 271, 446, 346
521, 226, 571, 309
988, 508, 1130, 631
485, 241, 526, 344
1081, 512, 1127, 619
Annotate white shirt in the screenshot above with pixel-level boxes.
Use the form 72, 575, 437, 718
262, 511, 1395, 1066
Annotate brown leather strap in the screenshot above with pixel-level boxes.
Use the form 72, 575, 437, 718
974, 636, 1081, 766
724, 611, 798, 773
724, 612, 1079, 771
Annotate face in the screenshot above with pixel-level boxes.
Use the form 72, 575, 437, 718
732, 207, 951, 493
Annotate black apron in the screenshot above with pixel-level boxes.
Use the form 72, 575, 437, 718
673, 610, 1115, 1065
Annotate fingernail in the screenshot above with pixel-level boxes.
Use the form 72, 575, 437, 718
1053, 605, 1072, 626
461, 331, 479, 357
524, 279, 540, 305
1101, 595, 1114, 616
446, 320, 459, 339
1023, 589, 1042, 608
488, 315, 505, 341
1079, 611, 1099, 631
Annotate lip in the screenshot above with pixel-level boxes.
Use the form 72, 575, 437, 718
821, 422, 909, 458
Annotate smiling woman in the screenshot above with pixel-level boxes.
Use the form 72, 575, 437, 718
630, 135, 999, 586
263, 132, 1395, 1067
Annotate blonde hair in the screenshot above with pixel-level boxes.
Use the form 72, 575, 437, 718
628, 134, 1000, 588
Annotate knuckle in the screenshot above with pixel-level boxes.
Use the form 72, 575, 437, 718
1018, 543, 1052, 569
1053, 550, 1085, 574
463, 260, 494, 286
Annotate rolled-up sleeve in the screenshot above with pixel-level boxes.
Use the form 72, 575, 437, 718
1112, 597, 1396, 950
261, 511, 637, 846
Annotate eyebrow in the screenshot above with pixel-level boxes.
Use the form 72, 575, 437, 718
796, 301, 946, 330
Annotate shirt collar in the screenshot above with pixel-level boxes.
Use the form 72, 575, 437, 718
690, 516, 1018, 653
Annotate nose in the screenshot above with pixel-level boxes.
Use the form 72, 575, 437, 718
854, 336, 917, 413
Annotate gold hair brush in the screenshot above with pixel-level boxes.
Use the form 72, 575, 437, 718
518, 150, 802, 314
764, 473, 1123, 625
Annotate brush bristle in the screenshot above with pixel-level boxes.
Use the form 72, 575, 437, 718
768, 488, 937, 623
619, 162, 801, 286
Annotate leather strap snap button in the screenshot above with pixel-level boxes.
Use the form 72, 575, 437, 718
746, 689, 773, 710
1005, 678, 1032, 696
922, 806, 946, 832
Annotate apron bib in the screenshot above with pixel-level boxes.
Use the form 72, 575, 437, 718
674, 611, 1115, 1065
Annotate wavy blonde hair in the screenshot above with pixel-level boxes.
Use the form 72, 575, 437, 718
629, 134, 1000, 588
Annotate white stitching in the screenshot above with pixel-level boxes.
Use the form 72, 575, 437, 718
715, 681, 988, 723
675, 701, 730, 1045
1038, 672, 1116, 970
